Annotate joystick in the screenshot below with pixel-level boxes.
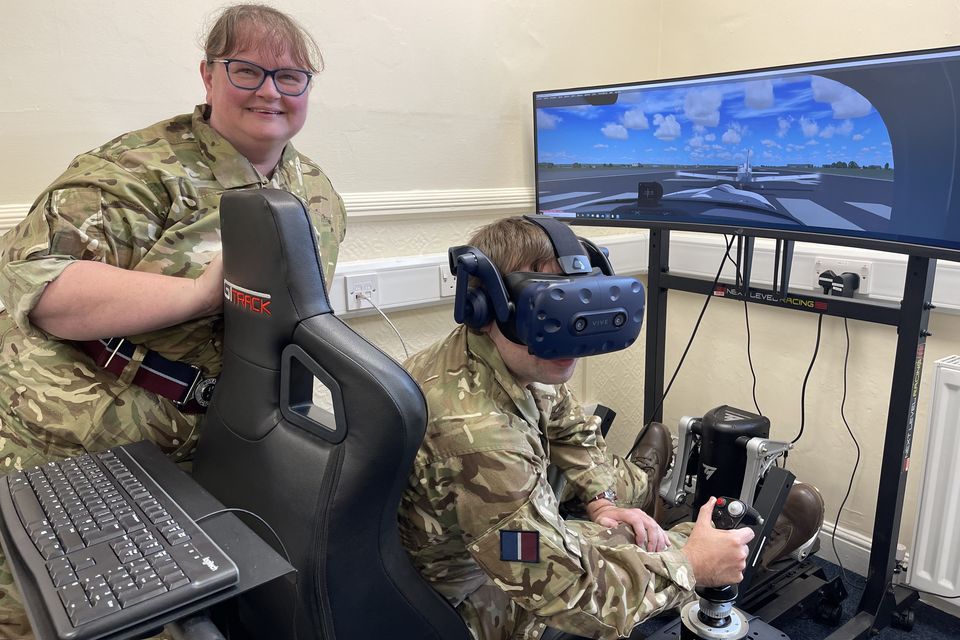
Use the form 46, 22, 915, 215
711, 497, 762, 530
680, 498, 763, 640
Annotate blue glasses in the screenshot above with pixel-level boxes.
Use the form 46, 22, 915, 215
209, 58, 312, 96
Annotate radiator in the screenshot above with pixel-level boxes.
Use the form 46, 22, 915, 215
909, 355, 960, 596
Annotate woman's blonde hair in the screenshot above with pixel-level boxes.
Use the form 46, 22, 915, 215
203, 3, 323, 72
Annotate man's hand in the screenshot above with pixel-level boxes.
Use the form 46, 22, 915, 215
587, 500, 670, 552
681, 498, 755, 587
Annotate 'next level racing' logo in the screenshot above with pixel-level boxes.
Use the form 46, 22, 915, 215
713, 284, 829, 311
224, 279, 272, 316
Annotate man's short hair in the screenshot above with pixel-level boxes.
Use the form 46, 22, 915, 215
467, 216, 557, 276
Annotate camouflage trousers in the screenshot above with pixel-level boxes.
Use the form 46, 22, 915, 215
459, 455, 695, 640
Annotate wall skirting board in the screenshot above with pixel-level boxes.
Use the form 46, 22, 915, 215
820, 522, 960, 617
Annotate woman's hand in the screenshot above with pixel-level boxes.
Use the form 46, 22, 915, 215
193, 253, 224, 317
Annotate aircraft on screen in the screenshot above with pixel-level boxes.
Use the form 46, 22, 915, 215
674, 150, 821, 188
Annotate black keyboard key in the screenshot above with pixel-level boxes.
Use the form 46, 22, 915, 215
58, 527, 85, 553
37, 534, 65, 560
146, 508, 170, 525
46, 558, 78, 588
117, 580, 167, 608
71, 554, 97, 571
163, 573, 190, 590
69, 597, 119, 626
118, 512, 144, 533
117, 549, 142, 563
94, 513, 117, 527
128, 558, 150, 574
129, 488, 151, 502
134, 571, 160, 588
57, 581, 88, 615
157, 563, 190, 590
11, 485, 47, 529
81, 523, 123, 545
104, 568, 131, 589
165, 531, 191, 546
89, 505, 110, 520
27, 520, 53, 540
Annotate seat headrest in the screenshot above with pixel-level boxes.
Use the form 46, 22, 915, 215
220, 189, 332, 369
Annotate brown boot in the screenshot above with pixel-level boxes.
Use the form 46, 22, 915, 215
759, 482, 825, 569
628, 421, 673, 517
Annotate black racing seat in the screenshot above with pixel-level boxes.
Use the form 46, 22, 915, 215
191, 189, 469, 639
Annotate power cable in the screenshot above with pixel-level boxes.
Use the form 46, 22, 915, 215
722, 237, 762, 415
195, 507, 299, 640
632, 234, 736, 452
831, 318, 859, 592
358, 292, 410, 360
790, 313, 824, 445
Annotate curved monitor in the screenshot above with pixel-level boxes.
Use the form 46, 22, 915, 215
534, 47, 960, 260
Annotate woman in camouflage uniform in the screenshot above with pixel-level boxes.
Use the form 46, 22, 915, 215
0, 5, 346, 637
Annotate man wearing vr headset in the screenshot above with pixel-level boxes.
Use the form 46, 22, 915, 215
398, 216, 754, 640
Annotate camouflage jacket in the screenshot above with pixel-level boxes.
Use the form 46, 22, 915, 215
399, 326, 695, 639
0, 105, 346, 469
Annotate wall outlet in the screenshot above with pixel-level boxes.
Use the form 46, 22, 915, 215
345, 273, 379, 311
439, 266, 457, 298
813, 257, 873, 295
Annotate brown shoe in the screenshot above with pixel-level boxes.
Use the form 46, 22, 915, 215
629, 421, 673, 515
759, 482, 825, 568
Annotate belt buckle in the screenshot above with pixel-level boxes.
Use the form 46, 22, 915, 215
176, 367, 205, 409
176, 367, 218, 410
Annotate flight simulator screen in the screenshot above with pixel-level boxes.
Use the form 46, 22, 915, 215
534, 48, 960, 258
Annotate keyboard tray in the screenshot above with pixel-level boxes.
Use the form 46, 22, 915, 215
0, 441, 294, 640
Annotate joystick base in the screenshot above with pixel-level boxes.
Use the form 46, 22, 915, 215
648, 608, 790, 640
680, 601, 748, 640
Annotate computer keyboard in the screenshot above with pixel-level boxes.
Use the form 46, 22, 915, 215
0, 447, 238, 639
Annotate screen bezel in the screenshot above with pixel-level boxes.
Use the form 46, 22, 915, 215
532, 45, 960, 262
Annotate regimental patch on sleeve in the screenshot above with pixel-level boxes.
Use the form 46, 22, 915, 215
499, 530, 540, 563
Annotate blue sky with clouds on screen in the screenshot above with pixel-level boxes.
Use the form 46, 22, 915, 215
536, 75, 894, 169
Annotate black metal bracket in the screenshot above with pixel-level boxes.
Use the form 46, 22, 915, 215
639, 228, 936, 640
772, 239, 795, 297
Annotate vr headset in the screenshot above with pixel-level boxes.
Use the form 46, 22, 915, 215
448, 215, 645, 360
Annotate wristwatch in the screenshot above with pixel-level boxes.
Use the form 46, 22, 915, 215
588, 489, 618, 504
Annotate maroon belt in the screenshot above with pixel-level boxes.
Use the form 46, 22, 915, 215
77, 338, 216, 414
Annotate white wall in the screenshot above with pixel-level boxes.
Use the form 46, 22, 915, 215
4, 0, 960, 602
1, 0, 663, 205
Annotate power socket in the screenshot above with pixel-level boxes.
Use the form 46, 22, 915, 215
439, 266, 457, 298
813, 257, 873, 295
345, 273, 379, 311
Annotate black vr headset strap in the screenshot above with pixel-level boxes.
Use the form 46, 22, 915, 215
579, 237, 615, 276
523, 215, 614, 276
449, 245, 513, 325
